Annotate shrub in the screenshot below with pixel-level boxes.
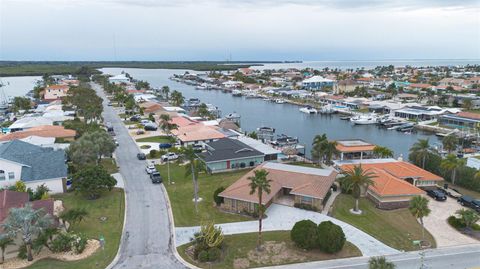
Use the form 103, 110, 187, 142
290, 220, 318, 250
207, 247, 221, 261
198, 250, 209, 262
149, 149, 158, 158
51, 233, 74, 253
293, 203, 318, 212
448, 216, 465, 229
140, 145, 151, 149
316, 221, 346, 253
17, 244, 27, 259
71, 233, 88, 254
213, 187, 226, 206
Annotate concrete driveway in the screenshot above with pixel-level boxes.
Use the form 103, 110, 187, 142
423, 196, 478, 247
175, 204, 400, 257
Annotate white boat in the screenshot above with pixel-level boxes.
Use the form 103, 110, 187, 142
275, 99, 286, 104
299, 106, 318, 114
319, 104, 335, 114
232, 90, 242, 97
350, 113, 378, 125
245, 91, 257, 98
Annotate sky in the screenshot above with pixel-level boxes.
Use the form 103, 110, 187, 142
0, 0, 479, 61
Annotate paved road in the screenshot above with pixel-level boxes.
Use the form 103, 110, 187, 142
259, 244, 480, 269
176, 204, 399, 257
92, 83, 186, 269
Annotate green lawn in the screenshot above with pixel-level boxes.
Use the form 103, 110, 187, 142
177, 231, 361, 269
136, 136, 175, 143
157, 164, 250, 227
331, 194, 436, 251
449, 183, 480, 199
26, 188, 124, 269
100, 158, 119, 174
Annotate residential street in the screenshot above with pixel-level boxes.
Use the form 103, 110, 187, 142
92, 83, 186, 269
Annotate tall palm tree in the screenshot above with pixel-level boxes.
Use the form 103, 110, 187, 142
248, 169, 272, 251
0, 233, 14, 264
410, 139, 430, 169
440, 154, 466, 185
181, 146, 206, 213
373, 146, 394, 158
159, 114, 178, 136
409, 196, 431, 241
442, 135, 458, 154
324, 141, 340, 165
341, 165, 376, 213
170, 90, 185, 107
368, 256, 396, 269
2, 204, 53, 261
311, 134, 328, 165
161, 86, 170, 101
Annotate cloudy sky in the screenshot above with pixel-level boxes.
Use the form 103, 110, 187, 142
0, 0, 479, 61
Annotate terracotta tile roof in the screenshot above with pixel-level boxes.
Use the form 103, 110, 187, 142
171, 116, 197, 128
336, 140, 375, 153
46, 85, 69, 90
0, 190, 54, 223
139, 101, 163, 113
456, 112, 480, 120
172, 125, 225, 142
0, 125, 76, 141
367, 168, 424, 196
408, 83, 432, 89
220, 163, 337, 204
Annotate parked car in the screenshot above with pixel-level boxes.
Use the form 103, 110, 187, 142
458, 195, 480, 212
130, 115, 141, 122
437, 184, 462, 199
159, 143, 172, 149
136, 130, 145, 135
192, 144, 203, 152
150, 172, 163, 184
426, 189, 447, 201
107, 102, 113, 106
113, 138, 119, 146
140, 119, 152, 126
145, 164, 156, 174
161, 152, 179, 162
144, 124, 158, 131
137, 153, 146, 160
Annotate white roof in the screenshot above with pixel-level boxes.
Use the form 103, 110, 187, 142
163, 106, 186, 113
109, 74, 129, 81
20, 136, 55, 146
263, 162, 335, 177
303, 76, 334, 83
235, 135, 281, 155
9, 116, 54, 129
42, 111, 74, 122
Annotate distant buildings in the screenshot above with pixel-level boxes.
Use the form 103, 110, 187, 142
108, 74, 130, 84
302, 76, 335, 90
335, 140, 376, 160
44, 85, 69, 101
439, 112, 480, 129
333, 80, 360, 94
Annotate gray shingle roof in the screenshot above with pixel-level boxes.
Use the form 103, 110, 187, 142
198, 138, 264, 163
0, 140, 67, 182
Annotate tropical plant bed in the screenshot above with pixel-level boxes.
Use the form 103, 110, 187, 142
447, 216, 480, 240
4, 240, 100, 269
331, 194, 436, 251
178, 231, 361, 269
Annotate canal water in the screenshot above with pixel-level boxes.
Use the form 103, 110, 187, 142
100, 68, 441, 159
0, 76, 41, 99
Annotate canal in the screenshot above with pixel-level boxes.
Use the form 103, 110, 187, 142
100, 68, 441, 159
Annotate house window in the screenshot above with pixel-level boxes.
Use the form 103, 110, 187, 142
0, 170, 5, 181
8, 172, 14, 180
301, 196, 312, 204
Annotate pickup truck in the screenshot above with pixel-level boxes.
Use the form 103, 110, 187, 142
150, 172, 163, 184
161, 152, 179, 162
458, 195, 480, 213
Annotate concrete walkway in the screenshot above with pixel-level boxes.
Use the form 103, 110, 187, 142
175, 204, 400, 257
321, 189, 341, 215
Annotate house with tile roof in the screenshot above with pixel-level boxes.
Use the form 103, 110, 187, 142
335, 140, 376, 160
44, 85, 69, 101
336, 159, 443, 209
219, 162, 337, 213
172, 123, 225, 147
0, 125, 76, 142
0, 140, 67, 193
198, 138, 265, 173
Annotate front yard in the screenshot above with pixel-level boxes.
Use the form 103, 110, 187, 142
332, 194, 436, 251
156, 163, 250, 227
136, 135, 175, 143
177, 231, 361, 269
26, 188, 124, 269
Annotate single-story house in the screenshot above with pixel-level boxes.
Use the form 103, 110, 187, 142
172, 120, 226, 147
439, 112, 480, 129
234, 135, 281, 161
8, 116, 54, 132
198, 138, 265, 173
335, 139, 376, 160
336, 159, 443, 209
0, 125, 76, 142
219, 162, 337, 213
0, 140, 68, 193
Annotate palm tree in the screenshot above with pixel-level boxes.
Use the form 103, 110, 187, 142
324, 141, 339, 165
181, 146, 206, 213
340, 165, 376, 213
0, 233, 14, 264
373, 146, 394, 158
2, 204, 53, 261
409, 196, 431, 241
159, 114, 178, 136
248, 169, 272, 251
455, 209, 479, 231
440, 154, 466, 185
311, 134, 328, 165
161, 86, 170, 101
59, 208, 88, 230
170, 90, 184, 107
368, 256, 396, 269
410, 139, 430, 169
442, 135, 458, 153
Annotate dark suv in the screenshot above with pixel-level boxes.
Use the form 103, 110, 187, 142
458, 196, 480, 212
426, 189, 447, 201
150, 172, 162, 184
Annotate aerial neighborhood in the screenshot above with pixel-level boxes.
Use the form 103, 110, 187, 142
0, 62, 479, 269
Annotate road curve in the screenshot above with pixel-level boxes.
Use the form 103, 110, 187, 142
93, 83, 187, 269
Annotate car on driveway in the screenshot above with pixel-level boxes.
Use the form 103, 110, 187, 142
427, 189, 447, 201
437, 184, 462, 199
458, 195, 480, 212
159, 143, 172, 149
144, 124, 158, 131
137, 153, 146, 160
161, 152, 178, 162
145, 164, 156, 174
150, 172, 162, 184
